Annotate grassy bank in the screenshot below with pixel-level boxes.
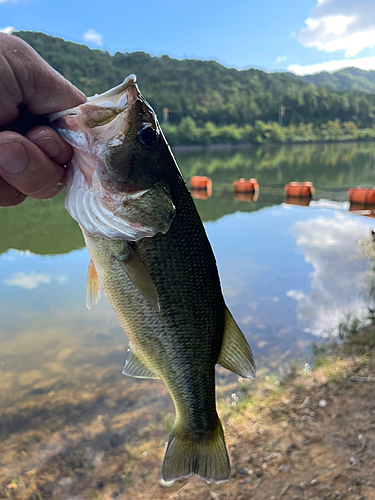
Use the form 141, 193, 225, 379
162, 118, 375, 147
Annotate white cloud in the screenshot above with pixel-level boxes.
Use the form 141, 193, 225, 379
288, 54, 375, 75
290, 213, 372, 336
286, 289, 305, 301
56, 276, 68, 285
83, 29, 103, 47
4, 272, 51, 290
1, 249, 33, 262
0, 26, 14, 33
298, 0, 375, 57
0, 0, 18, 4
276, 56, 287, 63
310, 200, 350, 211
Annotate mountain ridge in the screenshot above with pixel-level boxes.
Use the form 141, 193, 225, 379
12, 31, 375, 127
300, 67, 375, 93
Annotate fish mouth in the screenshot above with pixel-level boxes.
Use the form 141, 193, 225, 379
49, 75, 140, 166
50, 75, 176, 241
49, 74, 154, 193
49, 74, 138, 124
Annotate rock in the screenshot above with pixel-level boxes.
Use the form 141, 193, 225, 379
237, 468, 248, 476
58, 477, 73, 489
265, 452, 281, 462
319, 399, 327, 407
349, 457, 357, 466
159, 479, 175, 487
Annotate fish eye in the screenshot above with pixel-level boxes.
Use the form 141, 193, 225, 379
136, 123, 157, 150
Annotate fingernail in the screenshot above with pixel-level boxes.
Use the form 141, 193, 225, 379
0, 140, 29, 174
34, 137, 61, 158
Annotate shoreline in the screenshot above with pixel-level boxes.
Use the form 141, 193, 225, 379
172, 138, 375, 152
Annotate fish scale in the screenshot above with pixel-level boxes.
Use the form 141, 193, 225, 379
51, 75, 255, 482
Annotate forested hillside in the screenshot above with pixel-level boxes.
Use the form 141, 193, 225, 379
14, 31, 375, 130
301, 68, 375, 94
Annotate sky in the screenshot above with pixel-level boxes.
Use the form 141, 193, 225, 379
1, 0, 375, 75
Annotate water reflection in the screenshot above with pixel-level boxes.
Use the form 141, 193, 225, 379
1, 142, 375, 257
175, 142, 375, 192
0, 194, 83, 255
290, 212, 372, 336
1, 142, 375, 495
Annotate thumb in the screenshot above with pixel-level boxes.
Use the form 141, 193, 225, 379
0, 33, 86, 124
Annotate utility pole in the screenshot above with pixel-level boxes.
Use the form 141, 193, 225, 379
279, 105, 292, 127
162, 107, 169, 125
162, 107, 178, 125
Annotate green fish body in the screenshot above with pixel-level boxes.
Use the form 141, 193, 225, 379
51, 76, 255, 482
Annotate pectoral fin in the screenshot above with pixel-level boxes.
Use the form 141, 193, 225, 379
86, 259, 101, 309
122, 346, 159, 379
217, 307, 256, 379
115, 245, 160, 311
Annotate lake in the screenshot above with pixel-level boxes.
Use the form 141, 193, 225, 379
1, 142, 375, 495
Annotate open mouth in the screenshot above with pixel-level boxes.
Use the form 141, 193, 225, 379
50, 75, 175, 241
49, 74, 137, 123
49, 74, 140, 150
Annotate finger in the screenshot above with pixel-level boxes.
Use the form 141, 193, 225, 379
0, 34, 86, 124
0, 131, 66, 199
0, 176, 26, 207
25, 126, 73, 165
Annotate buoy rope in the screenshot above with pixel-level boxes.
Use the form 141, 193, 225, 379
209, 181, 353, 191
191, 178, 373, 195
255, 183, 285, 188
313, 185, 354, 191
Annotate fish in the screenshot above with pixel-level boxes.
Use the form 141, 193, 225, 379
50, 75, 255, 483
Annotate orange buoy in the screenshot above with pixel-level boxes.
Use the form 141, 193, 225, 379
284, 182, 314, 198
349, 202, 375, 218
348, 188, 375, 205
191, 188, 212, 200
234, 192, 259, 203
190, 176, 212, 190
233, 178, 259, 193
285, 196, 311, 207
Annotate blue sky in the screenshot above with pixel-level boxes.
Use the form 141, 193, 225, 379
1, 0, 375, 75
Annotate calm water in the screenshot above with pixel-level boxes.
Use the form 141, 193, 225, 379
1, 142, 375, 490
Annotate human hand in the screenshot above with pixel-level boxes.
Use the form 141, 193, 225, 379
0, 33, 86, 207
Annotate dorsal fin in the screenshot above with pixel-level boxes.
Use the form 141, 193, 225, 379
217, 307, 256, 379
86, 259, 101, 309
122, 346, 159, 379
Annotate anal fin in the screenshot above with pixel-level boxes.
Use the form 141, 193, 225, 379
217, 307, 256, 379
86, 259, 101, 309
122, 346, 159, 379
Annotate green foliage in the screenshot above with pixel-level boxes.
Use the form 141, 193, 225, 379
301, 67, 375, 93
337, 312, 366, 342
14, 30, 375, 139
162, 118, 375, 146
311, 307, 375, 360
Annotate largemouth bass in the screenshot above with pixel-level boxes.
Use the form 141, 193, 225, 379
50, 75, 255, 482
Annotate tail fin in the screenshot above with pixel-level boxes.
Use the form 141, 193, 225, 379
162, 417, 230, 483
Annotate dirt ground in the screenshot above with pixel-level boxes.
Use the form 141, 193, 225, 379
1, 346, 375, 500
